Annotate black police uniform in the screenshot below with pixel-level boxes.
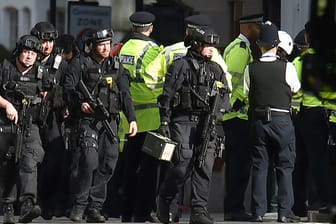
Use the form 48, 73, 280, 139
0, 58, 45, 223
63, 50, 136, 222
37, 52, 70, 219
248, 57, 297, 220
245, 22, 301, 221
157, 47, 230, 223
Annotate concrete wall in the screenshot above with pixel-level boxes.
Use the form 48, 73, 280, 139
182, 0, 263, 48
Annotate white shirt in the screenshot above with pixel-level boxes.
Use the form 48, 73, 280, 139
244, 52, 301, 94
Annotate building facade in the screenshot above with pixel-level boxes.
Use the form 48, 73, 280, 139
0, 0, 311, 51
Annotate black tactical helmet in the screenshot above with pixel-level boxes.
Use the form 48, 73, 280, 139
31, 22, 58, 40
87, 29, 113, 44
14, 35, 42, 55
184, 26, 219, 48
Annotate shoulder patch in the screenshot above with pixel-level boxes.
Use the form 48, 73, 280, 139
173, 53, 185, 61
120, 55, 135, 65
240, 41, 246, 49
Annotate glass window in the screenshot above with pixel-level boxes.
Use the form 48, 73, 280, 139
5, 7, 18, 49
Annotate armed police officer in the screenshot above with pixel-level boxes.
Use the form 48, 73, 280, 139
156, 26, 231, 224
63, 28, 137, 223
30, 21, 70, 220
0, 35, 47, 223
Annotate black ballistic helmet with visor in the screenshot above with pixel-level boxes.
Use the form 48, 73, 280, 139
257, 21, 280, 48
185, 26, 219, 48
88, 29, 114, 44
31, 22, 58, 41
14, 35, 42, 56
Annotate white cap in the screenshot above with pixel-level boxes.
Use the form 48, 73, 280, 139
278, 30, 293, 55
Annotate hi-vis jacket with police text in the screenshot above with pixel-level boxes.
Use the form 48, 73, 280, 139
119, 32, 163, 133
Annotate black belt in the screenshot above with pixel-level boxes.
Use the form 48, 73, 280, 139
171, 114, 202, 122
253, 107, 289, 123
254, 107, 290, 114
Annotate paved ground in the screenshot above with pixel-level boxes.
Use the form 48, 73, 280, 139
0, 213, 326, 224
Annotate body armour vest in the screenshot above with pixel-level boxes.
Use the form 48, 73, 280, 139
1, 60, 43, 108
41, 53, 63, 86
248, 59, 291, 110
80, 56, 121, 114
0, 60, 43, 124
174, 58, 218, 114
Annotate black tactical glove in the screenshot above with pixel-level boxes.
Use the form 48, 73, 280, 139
158, 121, 170, 138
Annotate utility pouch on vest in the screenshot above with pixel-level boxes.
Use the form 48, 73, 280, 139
180, 86, 192, 111
192, 86, 208, 109
108, 92, 121, 114
172, 92, 180, 107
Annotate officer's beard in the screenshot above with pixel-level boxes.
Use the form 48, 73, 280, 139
204, 54, 212, 61
39, 52, 50, 62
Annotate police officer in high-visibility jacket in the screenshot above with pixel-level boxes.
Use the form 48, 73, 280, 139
292, 20, 334, 217
119, 11, 164, 222
221, 13, 263, 221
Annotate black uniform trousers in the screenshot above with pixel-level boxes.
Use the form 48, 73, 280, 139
292, 107, 330, 214
158, 116, 216, 219
327, 121, 336, 207
249, 113, 296, 217
70, 117, 119, 210
38, 110, 71, 217
1, 122, 44, 204
223, 117, 251, 213
121, 132, 159, 221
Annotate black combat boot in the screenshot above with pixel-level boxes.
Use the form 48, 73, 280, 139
86, 208, 105, 223
3, 203, 15, 224
156, 196, 178, 224
18, 199, 41, 223
190, 211, 214, 224
69, 206, 84, 222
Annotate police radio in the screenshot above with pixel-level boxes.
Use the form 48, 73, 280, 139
53, 50, 63, 70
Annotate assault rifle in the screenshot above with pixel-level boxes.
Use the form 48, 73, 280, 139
0, 97, 30, 163
15, 98, 29, 163
78, 80, 117, 144
198, 81, 222, 168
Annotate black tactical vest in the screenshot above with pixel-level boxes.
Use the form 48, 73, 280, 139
1, 60, 43, 108
175, 58, 215, 113
80, 56, 122, 114
0, 59, 44, 123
